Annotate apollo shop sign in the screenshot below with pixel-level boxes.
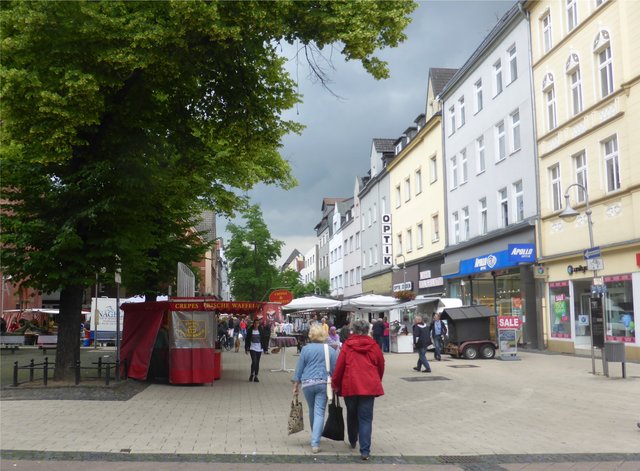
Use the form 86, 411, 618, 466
455, 244, 536, 277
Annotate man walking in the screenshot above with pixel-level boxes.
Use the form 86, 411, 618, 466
429, 313, 447, 361
412, 315, 431, 373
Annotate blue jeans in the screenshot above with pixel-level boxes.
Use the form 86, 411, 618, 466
344, 395, 375, 457
416, 347, 431, 371
433, 335, 443, 360
302, 383, 328, 447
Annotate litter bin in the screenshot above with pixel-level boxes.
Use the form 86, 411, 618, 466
603, 341, 626, 378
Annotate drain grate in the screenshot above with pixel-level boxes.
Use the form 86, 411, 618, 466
402, 376, 450, 382
448, 364, 479, 368
438, 455, 483, 464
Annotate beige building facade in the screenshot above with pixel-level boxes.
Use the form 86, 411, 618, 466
525, 0, 640, 360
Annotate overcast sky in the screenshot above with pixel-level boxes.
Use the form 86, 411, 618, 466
218, 0, 514, 266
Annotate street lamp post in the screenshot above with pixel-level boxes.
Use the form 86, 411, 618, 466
558, 182, 599, 375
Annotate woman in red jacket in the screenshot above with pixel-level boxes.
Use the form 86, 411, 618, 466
331, 318, 384, 461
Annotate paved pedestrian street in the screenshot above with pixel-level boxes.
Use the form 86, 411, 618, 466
1, 349, 639, 470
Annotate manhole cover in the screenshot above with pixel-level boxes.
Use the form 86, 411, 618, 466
448, 364, 479, 368
402, 376, 450, 382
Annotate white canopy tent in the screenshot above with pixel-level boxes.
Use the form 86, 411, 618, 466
281, 295, 341, 312
340, 294, 400, 312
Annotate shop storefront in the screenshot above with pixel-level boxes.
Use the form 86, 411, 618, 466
442, 240, 539, 347
417, 255, 445, 297
547, 273, 637, 353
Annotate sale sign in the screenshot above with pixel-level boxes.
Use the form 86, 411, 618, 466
497, 315, 522, 330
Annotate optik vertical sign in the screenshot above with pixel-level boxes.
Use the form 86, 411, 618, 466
381, 214, 393, 266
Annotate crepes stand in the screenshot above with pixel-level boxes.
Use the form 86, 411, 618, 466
120, 298, 281, 384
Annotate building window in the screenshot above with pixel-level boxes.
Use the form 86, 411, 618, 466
545, 85, 557, 131
542, 12, 552, 53
451, 155, 458, 189
474, 79, 483, 113
462, 207, 470, 241
479, 198, 488, 235
573, 151, 587, 203
476, 136, 486, 173
381, 196, 387, 215
432, 214, 440, 242
355, 231, 360, 249
397, 234, 403, 255
603, 135, 620, 192
513, 180, 524, 223
495, 121, 506, 162
415, 169, 422, 195
395, 185, 401, 208
452, 211, 460, 244
510, 109, 521, 152
566, 0, 578, 32
372, 202, 377, 222
460, 150, 468, 184
373, 246, 378, 264
406, 228, 413, 252
356, 267, 361, 284
508, 45, 517, 83
449, 106, 456, 135
598, 45, 614, 98
550, 164, 562, 211
493, 60, 503, 96
368, 207, 373, 226
498, 188, 508, 227
417, 223, 424, 248
430, 155, 437, 183
404, 178, 411, 202
458, 96, 465, 127
569, 66, 583, 115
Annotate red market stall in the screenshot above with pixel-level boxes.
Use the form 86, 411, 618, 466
120, 298, 281, 384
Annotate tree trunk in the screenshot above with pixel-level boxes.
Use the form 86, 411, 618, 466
145, 291, 157, 302
54, 285, 84, 381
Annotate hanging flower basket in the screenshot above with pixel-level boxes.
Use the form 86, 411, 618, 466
393, 290, 416, 302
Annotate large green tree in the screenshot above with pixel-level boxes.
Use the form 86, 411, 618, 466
0, 1, 415, 379
226, 205, 283, 301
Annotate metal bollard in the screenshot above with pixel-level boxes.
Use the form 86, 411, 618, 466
105, 363, 110, 386
43, 357, 49, 386
75, 360, 81, 385
97, 357, 102, 378
123, 359, 128, 380
116, 359, 120, 382
13, 361, 18, 387
29, 358, 35, 382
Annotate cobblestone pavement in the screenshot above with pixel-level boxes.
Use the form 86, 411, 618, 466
1, 348, 639, 470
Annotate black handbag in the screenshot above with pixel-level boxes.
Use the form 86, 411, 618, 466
322, 395, 345, 441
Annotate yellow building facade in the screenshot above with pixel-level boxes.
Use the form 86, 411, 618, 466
525, 0, 640, 360
386, 69, 451, 297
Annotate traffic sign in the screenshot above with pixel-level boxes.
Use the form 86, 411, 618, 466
587, 258, 604, 271
583, 247, 601, 259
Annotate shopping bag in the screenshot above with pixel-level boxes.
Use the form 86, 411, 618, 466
321, 395, 344, 441
287, 393, 304, 435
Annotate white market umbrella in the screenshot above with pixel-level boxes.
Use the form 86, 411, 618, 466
281, 295, 341, 311
340, 294, 400, 312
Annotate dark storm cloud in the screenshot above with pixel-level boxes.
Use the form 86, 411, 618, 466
220, 1, 514, 264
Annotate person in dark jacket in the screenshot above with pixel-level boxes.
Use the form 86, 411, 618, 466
429, 313, 448, 361
339, 319, 351, 343
371, 318, 384, 350
332, 319, 385, 461
244, 315, 270, 382
412, 315, 432, 373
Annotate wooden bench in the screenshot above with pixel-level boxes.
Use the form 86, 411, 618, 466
0, 335, 25, 353
37, 335, 58, 355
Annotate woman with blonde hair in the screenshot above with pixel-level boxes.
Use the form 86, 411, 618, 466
292, 322, 338, 454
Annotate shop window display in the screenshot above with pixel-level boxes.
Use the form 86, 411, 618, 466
549, 281, 571, 338
604, 274, 635, 343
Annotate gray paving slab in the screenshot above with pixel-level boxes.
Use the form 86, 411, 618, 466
1, 348, 639, 467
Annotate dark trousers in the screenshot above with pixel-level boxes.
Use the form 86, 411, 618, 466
416, 346, 431, 371
249, 350, 262, 377
344, 395, 375, 457
373, 335, 383, 351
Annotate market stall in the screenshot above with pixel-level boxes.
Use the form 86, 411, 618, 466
120, 298, 281, 384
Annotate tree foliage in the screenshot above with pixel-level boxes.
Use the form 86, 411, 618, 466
0, 1, 416, 379
226, 205, 283, 301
